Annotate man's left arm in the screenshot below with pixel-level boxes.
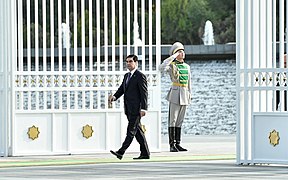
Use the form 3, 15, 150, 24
138, 72, 148, 116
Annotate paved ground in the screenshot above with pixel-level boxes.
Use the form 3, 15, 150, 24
1, 160, 288, 180
0, 135, 236, 167
0, 135, 287, 179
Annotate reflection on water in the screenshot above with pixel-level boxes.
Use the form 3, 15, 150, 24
160, 59, 236, 135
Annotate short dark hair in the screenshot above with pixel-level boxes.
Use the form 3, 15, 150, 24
126, 54, 138, 62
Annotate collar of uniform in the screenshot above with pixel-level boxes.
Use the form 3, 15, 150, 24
173, 59, 184, 64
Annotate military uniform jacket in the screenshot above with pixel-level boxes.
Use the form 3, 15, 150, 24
159, 56, 192, 105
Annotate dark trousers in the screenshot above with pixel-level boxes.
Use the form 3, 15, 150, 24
118, 114, 150, 156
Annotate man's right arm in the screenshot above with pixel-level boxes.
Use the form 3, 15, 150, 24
158, 52, 179, 72
111, 78, 125, 101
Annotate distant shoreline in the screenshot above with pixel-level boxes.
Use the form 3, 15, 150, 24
20, 44, 236, 60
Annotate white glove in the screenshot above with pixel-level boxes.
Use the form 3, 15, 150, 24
171, 51, 180, 59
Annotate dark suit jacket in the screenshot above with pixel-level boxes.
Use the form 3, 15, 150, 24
114, 69, 148, 116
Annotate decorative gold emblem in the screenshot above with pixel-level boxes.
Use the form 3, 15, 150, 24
262, 76, 266, 82
108, 77, 112, 83
100, 78, 105, 84
27, 125, 40, 140
276, 76, 280, 82
82, 124, 94, 139
47, 78, 51, 84
31, 79, 36, 84
269, 129, 280, 147
141, 125, 147, 134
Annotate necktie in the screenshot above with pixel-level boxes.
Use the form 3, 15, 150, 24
126, 72, 131, 85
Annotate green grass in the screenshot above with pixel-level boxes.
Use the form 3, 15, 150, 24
0, 154, 236, 168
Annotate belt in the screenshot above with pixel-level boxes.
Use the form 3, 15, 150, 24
172, 82, 188, 87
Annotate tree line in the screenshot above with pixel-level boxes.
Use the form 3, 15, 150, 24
161, 0, 235, 44
21, 0, 235, 48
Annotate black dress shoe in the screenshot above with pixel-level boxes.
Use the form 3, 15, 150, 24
133, 155, 150, 160
176, 144, 187, 151
110, 150, 123, 160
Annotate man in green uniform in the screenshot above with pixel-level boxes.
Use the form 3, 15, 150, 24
159, 42, 191, 152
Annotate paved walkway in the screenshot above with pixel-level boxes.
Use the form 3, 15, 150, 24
0, 135, 236, 167
1, 135, 288, 179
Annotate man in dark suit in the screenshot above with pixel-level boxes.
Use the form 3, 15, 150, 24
109, 54, 150, 160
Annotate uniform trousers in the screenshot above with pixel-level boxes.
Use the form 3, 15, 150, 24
168, 102, 187, 127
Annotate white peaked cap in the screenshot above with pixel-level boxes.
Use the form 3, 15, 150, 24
169, 42, 185, 56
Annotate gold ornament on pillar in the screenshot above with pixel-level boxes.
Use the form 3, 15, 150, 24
82, 124, 94, 139
27, 125, 40, 140
269, 129, 280, 147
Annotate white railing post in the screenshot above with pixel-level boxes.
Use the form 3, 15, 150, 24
0, 0, 7, 157
0, 0, 17, 156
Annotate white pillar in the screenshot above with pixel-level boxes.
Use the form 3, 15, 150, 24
237, 0, 288, 165
0, 0, 17, 156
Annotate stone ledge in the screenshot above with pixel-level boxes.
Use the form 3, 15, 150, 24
21, 44, 236, 60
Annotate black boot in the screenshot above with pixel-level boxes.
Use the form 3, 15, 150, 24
175, 127, 187, 151
169, 127, 179, 152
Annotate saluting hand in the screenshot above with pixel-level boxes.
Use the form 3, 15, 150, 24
172, 51, 180, 58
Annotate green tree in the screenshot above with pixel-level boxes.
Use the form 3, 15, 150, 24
206, 0, 235, 44
161, 0, 235, 44
161, 0, 211, 44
